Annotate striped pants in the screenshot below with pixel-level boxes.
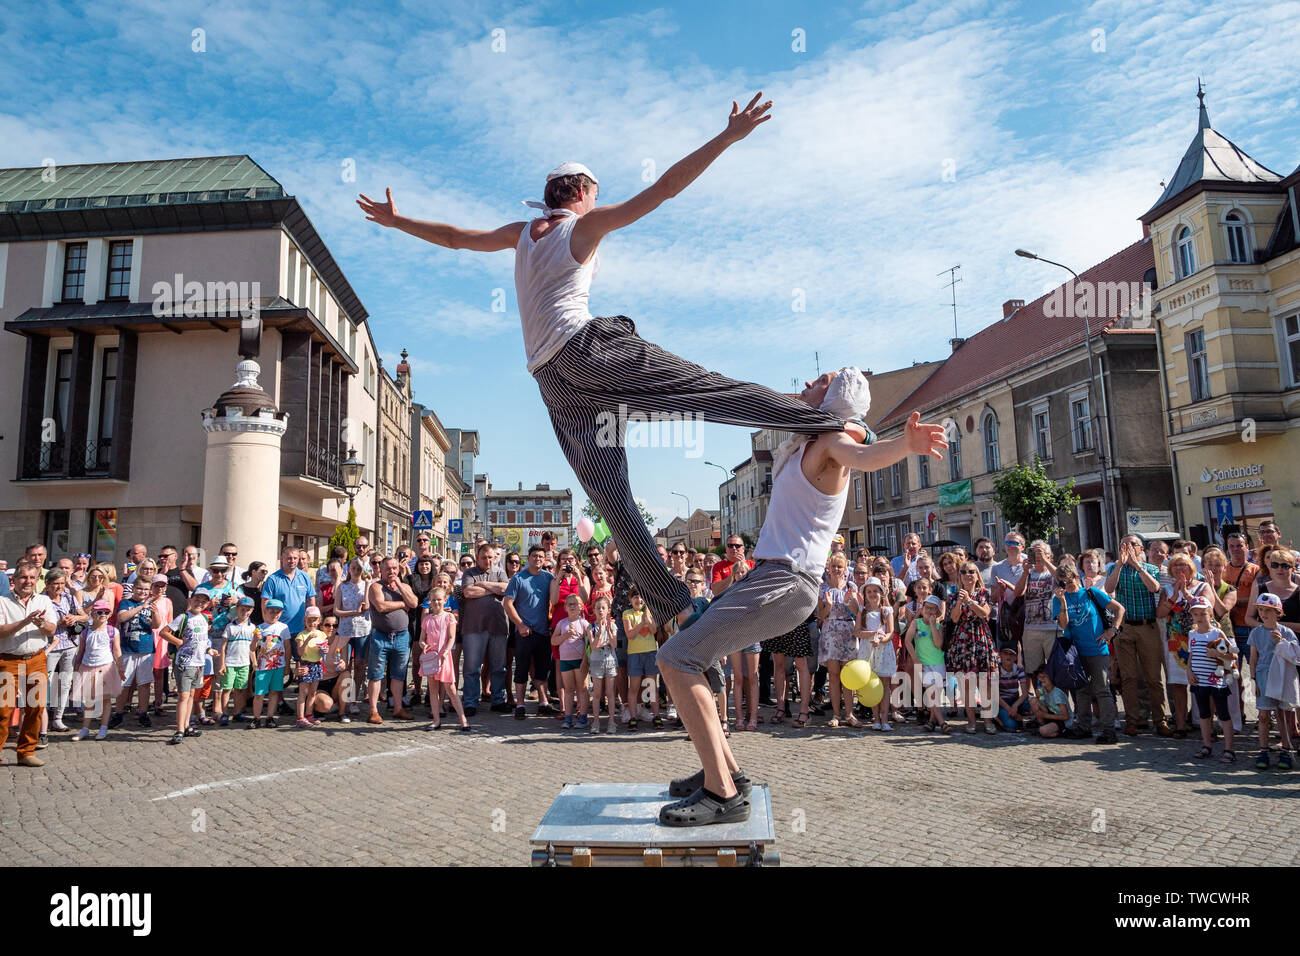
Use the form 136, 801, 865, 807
533, 315, 843, 627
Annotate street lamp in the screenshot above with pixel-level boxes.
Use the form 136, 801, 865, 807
1014, 249, 1116, 550
670, 491, 691, 517
704, 460, 732, 536
340, 447, 364, 507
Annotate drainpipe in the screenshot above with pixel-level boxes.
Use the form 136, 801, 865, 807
1094, 345, 1120, 552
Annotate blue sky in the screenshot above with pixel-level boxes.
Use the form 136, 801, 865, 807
2, 0, 1298, 531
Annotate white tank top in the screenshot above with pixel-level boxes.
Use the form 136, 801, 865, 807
514, 210, 600, 372
754, 443, 849, 576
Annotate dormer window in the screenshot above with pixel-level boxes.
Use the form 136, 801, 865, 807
1176, 227, 1196, 279
1224, 211, 1250, 264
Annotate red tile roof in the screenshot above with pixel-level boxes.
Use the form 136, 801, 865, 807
876, 238, 1155, 430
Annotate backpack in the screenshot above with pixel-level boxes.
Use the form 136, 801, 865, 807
1046, 634, 1089, 691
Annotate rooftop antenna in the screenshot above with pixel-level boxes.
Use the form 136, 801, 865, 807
939, 264, 962, 339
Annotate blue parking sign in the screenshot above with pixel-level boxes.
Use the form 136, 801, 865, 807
448, 518, 463, 535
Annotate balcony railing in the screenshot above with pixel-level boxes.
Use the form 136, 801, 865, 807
19, 438, 113, 479
305, 439, 341, 489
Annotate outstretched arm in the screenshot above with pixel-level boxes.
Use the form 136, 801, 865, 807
824, 412, 947, 474
572, 92, 773, 252
357, 188, 525, 252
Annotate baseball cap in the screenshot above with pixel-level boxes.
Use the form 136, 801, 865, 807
863, 576, 884, 591
151, 573, 168, 584
1254, 592, 1283, 611
192, 588, 212, 600
91, 599, 111, 611
265, 598, 284, 610
924, 595, 943, 608
1189, 595, 1212, 610
304, 606, 322, 619
237, 595, 254, 607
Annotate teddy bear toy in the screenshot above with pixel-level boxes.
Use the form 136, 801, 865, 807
1210, 635, 1240, 682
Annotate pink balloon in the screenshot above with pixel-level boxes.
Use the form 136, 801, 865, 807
576, 517, 595, 542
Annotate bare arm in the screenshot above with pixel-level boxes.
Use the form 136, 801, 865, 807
357, 187, 526, 252
367, 581, 405, 614
572, 93, 773, 257
825, 413, 948, 476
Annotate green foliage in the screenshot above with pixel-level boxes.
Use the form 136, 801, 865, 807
581, 499, 655, 528
328, 506, 360, 561
990, 458, 1081, 543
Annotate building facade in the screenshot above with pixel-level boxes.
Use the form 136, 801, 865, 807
1141, 92, 1299, 546
0, 155, 380, 565
375, 353, 412, 556
486, 482, 573, 553
410, 403, 451, 557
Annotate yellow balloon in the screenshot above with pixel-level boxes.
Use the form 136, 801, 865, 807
856, 677, 884, 708
840, 659, 873, 691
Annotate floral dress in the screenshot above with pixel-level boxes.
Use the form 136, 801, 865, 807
945, 587, 997, 673
817, 582, 858, 663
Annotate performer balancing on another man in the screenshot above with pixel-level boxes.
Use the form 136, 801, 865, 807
357, 92, 872, 632
655, 368, 947, 826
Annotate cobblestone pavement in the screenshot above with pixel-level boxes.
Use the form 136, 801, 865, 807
3, 702, 1297, 866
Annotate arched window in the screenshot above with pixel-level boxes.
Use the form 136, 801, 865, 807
1224, 211, 1250, 264
982, 411, 1000, 473
948, 427, 962, 482
1176, 226, 1196, 279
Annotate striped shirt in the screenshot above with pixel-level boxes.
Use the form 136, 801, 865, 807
1107, 562, 1159, 621
1187, 627, 1228, 688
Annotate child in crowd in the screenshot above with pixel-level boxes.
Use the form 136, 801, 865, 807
587, 596, 618, 734
216, 596, 257, 725
622, 588, 660, 731
905, 594, 949, 733
312, 615, 353, 723
1029, 666, 1072, 738
1249, 591, 1299, 770
419, 587, 469, 732
553, 593, 591, 729
1187, 595, 1236, 763
294, 606, 328, 727
71, 600, 123, 741
855, 576, 895, 731
249, 599, 288, 728
160, 588, 218, 745
995, 645, 1031, 731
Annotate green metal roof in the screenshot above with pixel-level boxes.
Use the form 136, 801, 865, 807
0, 155, 285, 211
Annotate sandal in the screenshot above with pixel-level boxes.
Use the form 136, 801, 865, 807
791, 710, 809, 728
652, 716, 664, 729
197, 715, 215, 725
1194, 745, 1213, 759
721, 720, 730, 738
1220, 750, 1236, 764
771, 708, 785, 725
937, 722, 953, 734
844, 715, 862, 729
827, 717, 840, 729
627, 719, 638, 731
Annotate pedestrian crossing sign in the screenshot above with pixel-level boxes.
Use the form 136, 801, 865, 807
412, 510, 434, 530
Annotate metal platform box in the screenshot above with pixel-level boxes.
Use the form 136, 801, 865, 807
529, 782, 778, 866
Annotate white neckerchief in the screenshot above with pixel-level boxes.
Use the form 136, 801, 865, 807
521, 201, 576, 218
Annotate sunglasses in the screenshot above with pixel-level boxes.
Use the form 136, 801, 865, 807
322, 623, 337, 628
222, 551, 238, 557
726, 543, 744, 549
1004, 541, 1021, 547
1270, 561, 1295, 570
92, 609, 110, 615
960, 569, 978, 575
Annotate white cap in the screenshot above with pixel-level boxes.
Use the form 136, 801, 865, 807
546, 162, 597, 184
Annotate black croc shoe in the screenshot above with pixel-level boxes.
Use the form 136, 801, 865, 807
669, 767, 753, 798
658, 787, 751, 828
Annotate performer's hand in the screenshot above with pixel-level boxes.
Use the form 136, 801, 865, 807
357, 188, 399, 228
723, 92, 773, 143
905, 411, 948, 460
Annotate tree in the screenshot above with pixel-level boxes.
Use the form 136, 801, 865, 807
581, 499, 656, 529
990, 457, 1081, 543
328, 506, 360, 561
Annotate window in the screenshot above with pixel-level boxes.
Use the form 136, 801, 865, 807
105, 240, 132, 299
890, 462, 901, 496
898, 522, 910, 550
1032, 404, 1051, 460
1224, 212, 1249, 264
507, 510, 516, 524
853, 476, 863, 510
1282, 314, 1300, 388
882, 524, 897, 555
917, 454, 929, 489
1176, 226, 1195, 279
1187, 328, 1210, 402
95, 348, 118, 468
543, 510, 553, 523
981, 510, 998, 543
874, 470, 884, 501
948, 428, 962, 482
61, 242, 88, 302
1070, 393, 1093, 452
44, 509, 71, 558
525, 510, 535, 524
361, 423, 374, 484
982, 412, 1000, 472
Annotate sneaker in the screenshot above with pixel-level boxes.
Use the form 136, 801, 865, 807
51, 720, 69, 732
576, 715, 589, 729
95, 726, 108, 741
168, 732, 184, 745
36, 733, 48, 749
562, 715, 574, 729
881, 722, 893, 732
108, 711, 125, 730
489, 701, 512, 713
667, 705, 678, 721
296, 718, 313, 728
1255, 749, 1271, 770
621, 705, 632, 724
218, 714, 229, 727
1279, 751, 1294, 771
137, 712, 152, 728
464, 706, 477, 717
248, 718, 261, 729
514, 706, 526, 720
233, 712, 252, 722
74, 728, 90, 741
264, 717, 278, 728
1095, 730, 1117, 745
